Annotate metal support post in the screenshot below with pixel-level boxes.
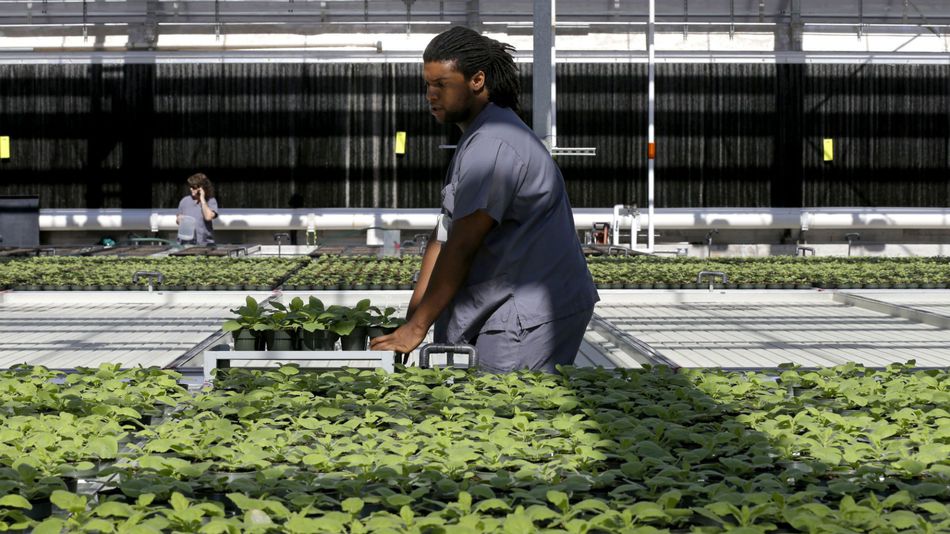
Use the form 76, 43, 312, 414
647, 0, 656, 253
533, 0, 556, 151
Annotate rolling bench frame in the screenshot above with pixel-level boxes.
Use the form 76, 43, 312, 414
202, 343, 479, 383
203, 350, 397, 383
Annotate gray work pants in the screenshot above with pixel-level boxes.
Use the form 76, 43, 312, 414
472, 307, 594, 374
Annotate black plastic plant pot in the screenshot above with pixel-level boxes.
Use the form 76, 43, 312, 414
25, 498, 53, 520
366, 326, 386, 340
269, 330, 295, 351
341, 327, 369, 351
299, 329, 318, 350
300, 330, 336, 351
61, 476, 79, 492
320, 331, 340, 350
232, 329, 258, 351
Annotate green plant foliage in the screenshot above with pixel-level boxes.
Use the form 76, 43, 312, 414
282, 255, 950, 290
5, 255, 950, 291
0, 256, 308, 290
223, 297, 404, 341
3, 363, 948, 532
585, 256, 950, 288
285, 256, 420, 289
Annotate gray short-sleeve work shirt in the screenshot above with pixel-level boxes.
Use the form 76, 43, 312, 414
435, 103, 599, 344
177, 196, 218, 245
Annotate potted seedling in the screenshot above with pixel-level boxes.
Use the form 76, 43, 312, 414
256, 304, 296, 352
327, 300, 374, 351
296, 297, 339, 351
221, 297, 267, 351
0, 465, 69, 520
367, 306, 406, 340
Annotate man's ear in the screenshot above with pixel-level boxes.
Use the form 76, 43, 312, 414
469, 70, 486, 93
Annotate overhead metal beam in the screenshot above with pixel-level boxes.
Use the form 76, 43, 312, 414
4, 1, 950, 27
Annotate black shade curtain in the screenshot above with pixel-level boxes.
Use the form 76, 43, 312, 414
0, 62, 948, 209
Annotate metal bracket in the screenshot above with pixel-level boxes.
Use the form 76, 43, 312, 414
845, 232, 861, 257
419, 343, 478, 369
132, 270, 164, 292
606, 245, 631, 256
697, 270, 728, 291
273, 232, 291, 257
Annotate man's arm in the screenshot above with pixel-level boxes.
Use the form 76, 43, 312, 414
370, 210, 495, 353
406, 227, 441, 320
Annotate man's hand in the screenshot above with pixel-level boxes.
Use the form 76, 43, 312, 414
370, 321, 429, 353
198, 187, 206, 203
372, 210, 495, 356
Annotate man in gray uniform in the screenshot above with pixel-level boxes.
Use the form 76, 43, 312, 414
371, 27, 598, 372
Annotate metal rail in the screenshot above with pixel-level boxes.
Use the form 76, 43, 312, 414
586, 313, 680, 370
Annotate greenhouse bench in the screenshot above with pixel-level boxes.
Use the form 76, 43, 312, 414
203, 349, 398, 383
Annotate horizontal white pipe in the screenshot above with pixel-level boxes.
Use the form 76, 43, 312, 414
37, 207, 950, 232
38, 208, 441, 232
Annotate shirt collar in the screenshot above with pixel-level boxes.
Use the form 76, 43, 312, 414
457, 102, 496, 146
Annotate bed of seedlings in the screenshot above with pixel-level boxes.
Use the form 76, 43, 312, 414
2, 256, 950, 291
0, 257, 308, 291
282, 257, 419, 291
1, 362, 947, 533
584, 256, 950, 289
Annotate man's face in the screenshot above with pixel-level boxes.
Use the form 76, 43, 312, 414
423, 60, 480, 125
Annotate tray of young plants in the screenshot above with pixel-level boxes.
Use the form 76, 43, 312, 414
0, 364, 190, 525
4, 360, 947, 533
586, 256, 950, 289
223, 296, 406, 352
260, 255, 950, 291
0, 256, 309, 291
282, 256, 420, 290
